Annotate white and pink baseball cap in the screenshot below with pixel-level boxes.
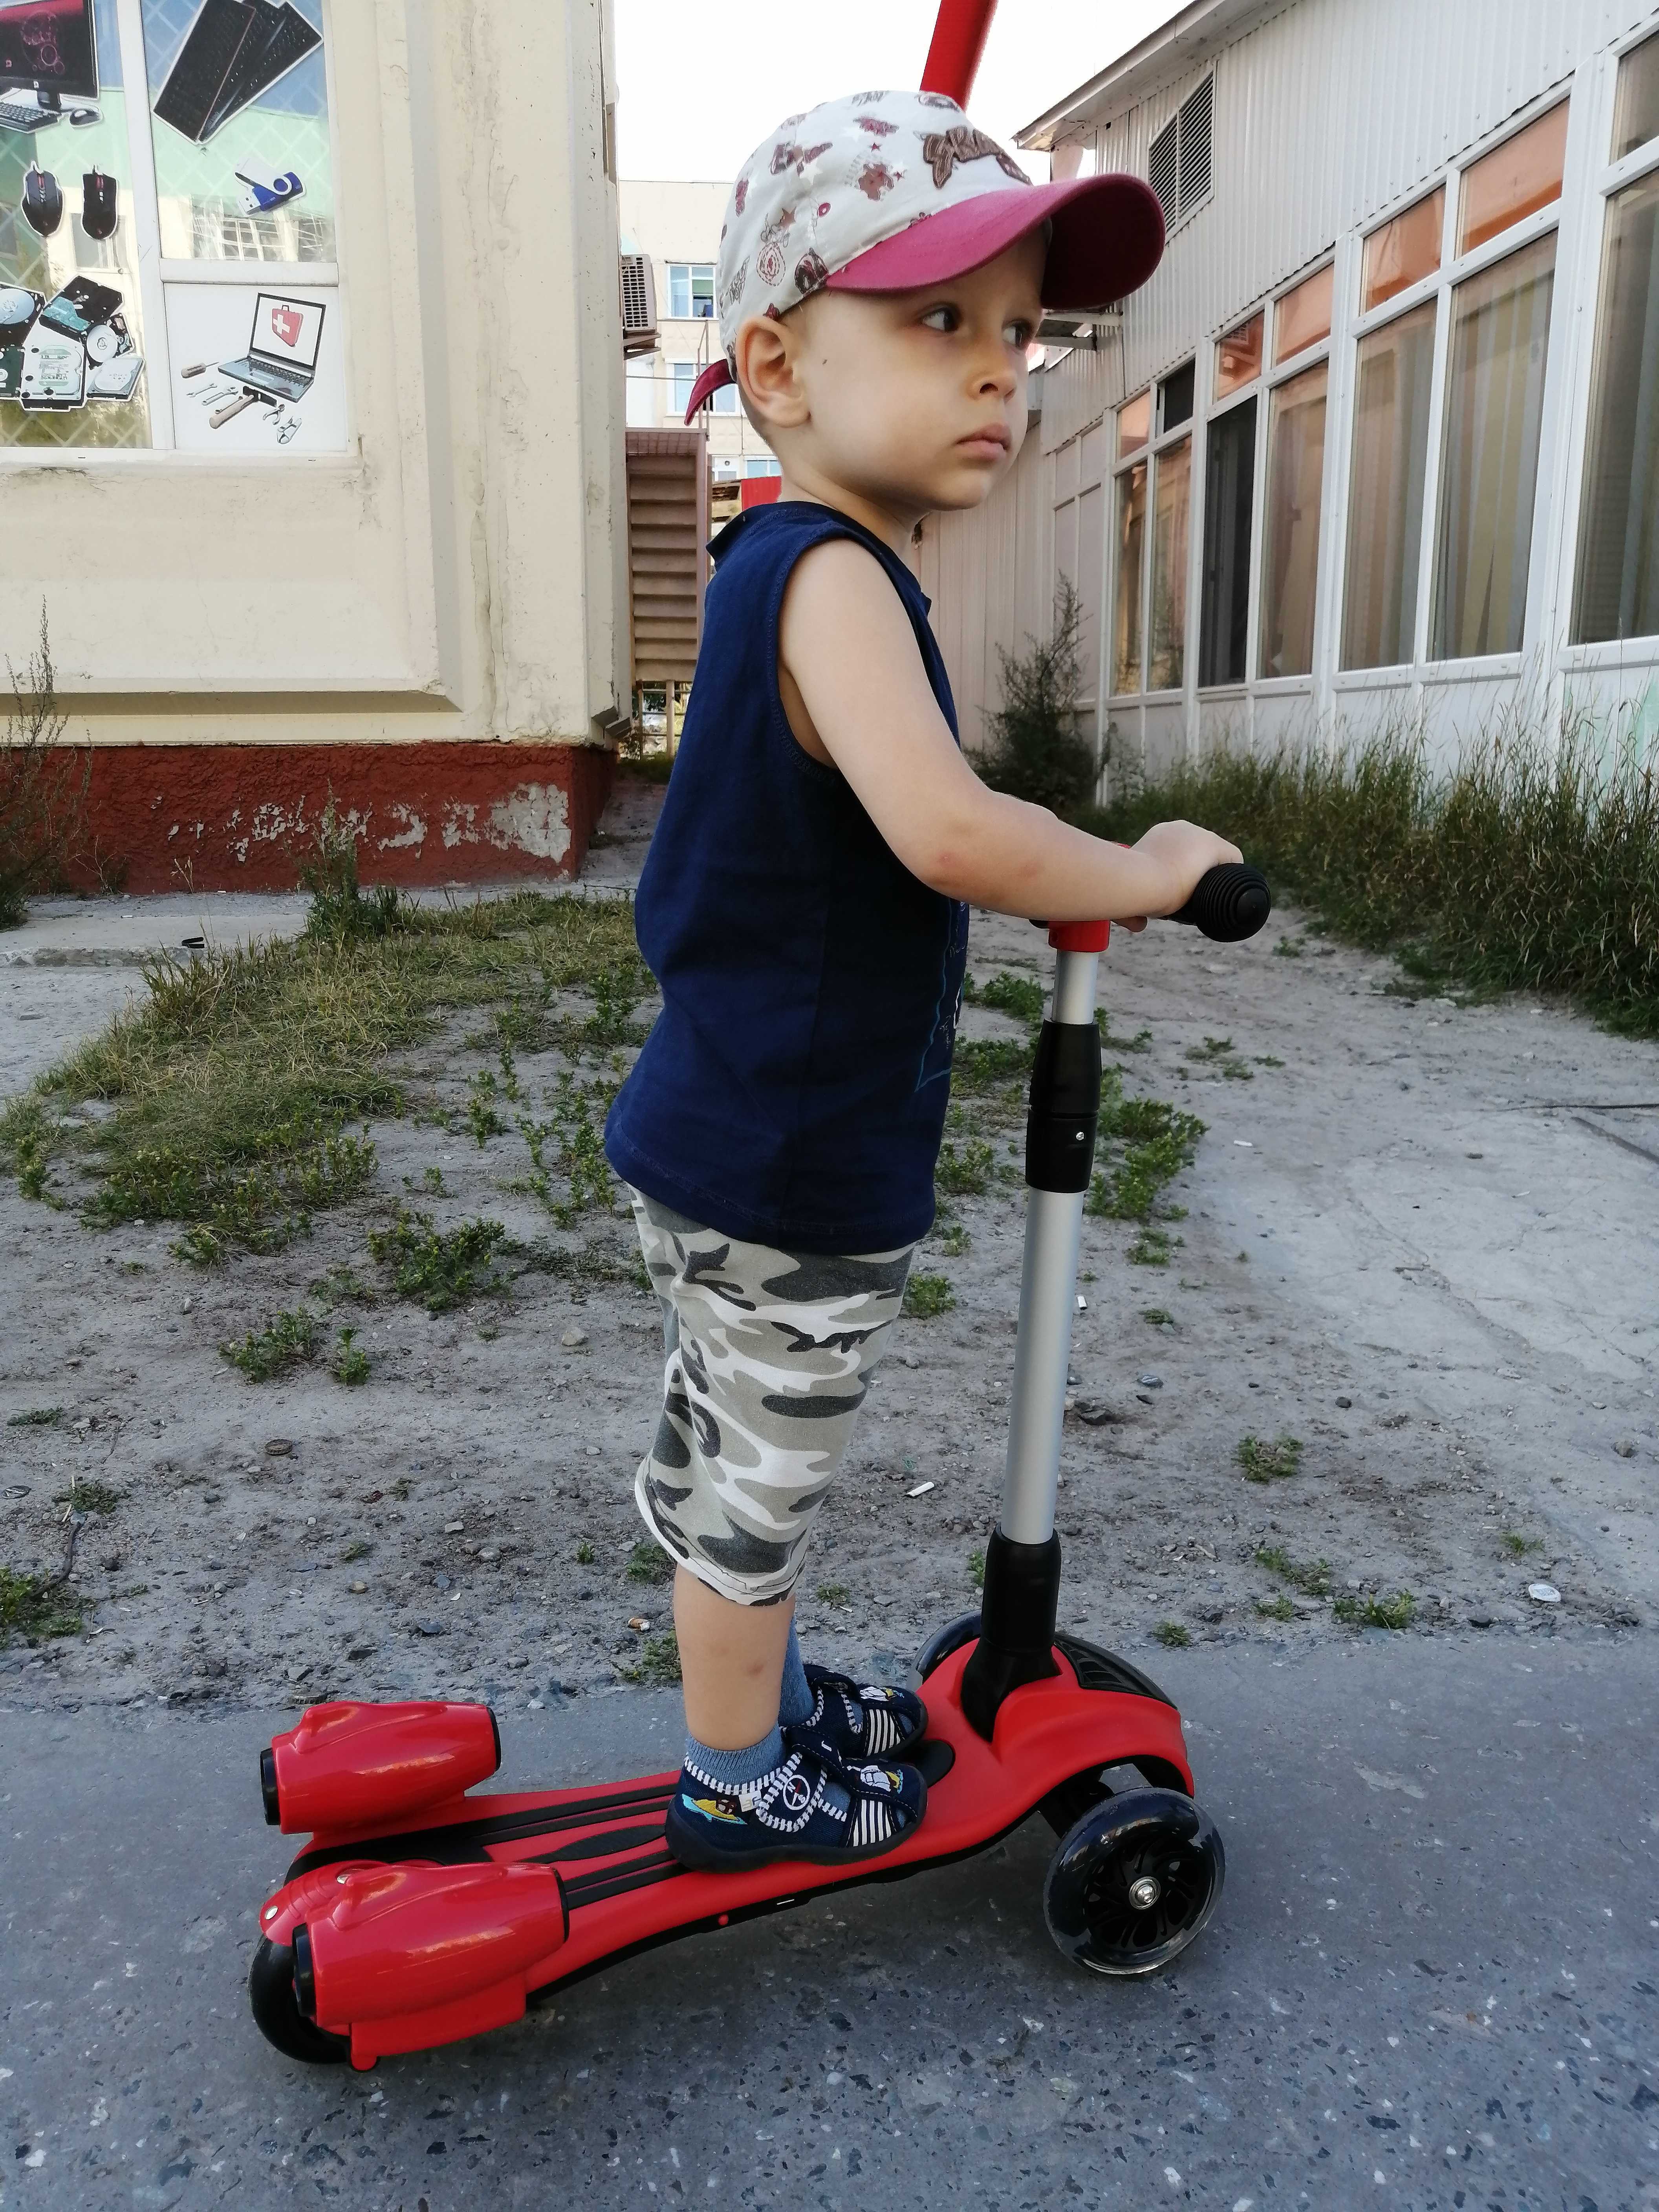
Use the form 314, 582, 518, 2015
682, 88, 1165, 418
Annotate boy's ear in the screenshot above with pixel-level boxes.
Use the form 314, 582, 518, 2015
734, 310, 810, 432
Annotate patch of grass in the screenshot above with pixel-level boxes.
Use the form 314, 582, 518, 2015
932, 1221, 970, 1258
332, 1328, 371, 1386
1255, 1542, 1329, 1595
950, 1035, 1034, 1093
575, 1539, 596, 1566
466, 1070, 506, 1146
1334, 1590, 1416, 1631
1141, 1307, 1173, 1326
1098, 1012, 1152, 1053
969, 1547, 985, 1591
299, 798, 408, 947
623, 1630, 683, 1686
626, 1540, 674, 1586
903, 1271, 956, 1319
516, 1073, 618, 1225
1128, 1229, 1174, 1267
7, 1406, 62, 1428
220, 1307, 322, 1382
50, 1479, 124, 1515
1255, 1595, 1296, 1621
816, 1581, 850, 1607
1077, 709, 1659, 1037
1153, 1620, 1192, 1648
1086, 1094, 1207, 1222
1501, 1530, 1544, 1558
0, 1566, 81, 1646
389, 1478, 410, 1503
1189, 1036, 1235, 1060
171, 1225, 224, 1268
971, 970, 1047, 1027
341, 1539, 371, 1564
1272, 938, 1304, 958
369, 1207, 509, 1313
1254, 1055, 1285, 1069
1237, 1432, 1304, 1483
936, 1138, 994, 1197
1, 607, 89, 932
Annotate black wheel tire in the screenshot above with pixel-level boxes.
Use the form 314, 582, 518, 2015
916, 1610, 980, 1680
1044, 1787, 1224, 1978
248, 1937, 351, 2065
1038, 1764, 1114, 1838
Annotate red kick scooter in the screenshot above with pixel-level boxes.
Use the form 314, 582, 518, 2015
246, 865, 1270, 2070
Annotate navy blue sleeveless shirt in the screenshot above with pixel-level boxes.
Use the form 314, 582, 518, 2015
604, 500, 969, 1254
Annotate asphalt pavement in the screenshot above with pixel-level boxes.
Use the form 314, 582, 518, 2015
3, 1632, 1656, 2211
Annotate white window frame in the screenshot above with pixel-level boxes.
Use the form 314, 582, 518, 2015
1254, 257, 1336, 694
1106, 390, 1153, 700
666, 261, 716, 321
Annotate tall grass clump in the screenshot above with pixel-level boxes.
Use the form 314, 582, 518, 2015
1, 607, 88, 928
1081, 706, 1659, 1034
976, 578, 1099, 816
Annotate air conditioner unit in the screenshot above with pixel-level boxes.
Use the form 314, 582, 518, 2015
621, 254, 657, 357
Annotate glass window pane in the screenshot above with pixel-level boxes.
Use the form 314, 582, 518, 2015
1148, 436, 1191, 691
669, 266, 690, 317
691, 265, 714, 317
1214, 310, 1262, 397
625, 356, 656, 427
711, 376, 738, 414
141, 0, 335, 264
1573, 170, 1659, 642
1158, 360, 1194, 432
1432, 231, 1556, 659
670, 360, 694, 413
1199, 396, 1256, 685
1614, 31, 1659, 163
1361, 187, 1444, 313
1457, 104, 1568, 258
1117, 389, 1150, 456
1259, 361, 1328, 677
1111, 460, 1147, 695
1341, 301, 1436, 669
1273, 264, 1333, 364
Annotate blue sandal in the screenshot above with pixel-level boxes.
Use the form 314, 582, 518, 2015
789, 1663, 928, 1765
665, 1741, 927, 1870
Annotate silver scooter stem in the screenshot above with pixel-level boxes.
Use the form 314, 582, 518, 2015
998, 944, 1099, 1547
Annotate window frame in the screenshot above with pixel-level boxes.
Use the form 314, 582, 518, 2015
666, 261, 717, 320
1110, 372, 1198, 697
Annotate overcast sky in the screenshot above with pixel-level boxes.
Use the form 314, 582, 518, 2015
614, 0, 1179, 184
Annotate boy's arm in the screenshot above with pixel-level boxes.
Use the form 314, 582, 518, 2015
778, 538, 1240, 923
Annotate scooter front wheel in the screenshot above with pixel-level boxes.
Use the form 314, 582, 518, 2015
249, 1937, 351, 2065
1044, 1788, 1224, 1978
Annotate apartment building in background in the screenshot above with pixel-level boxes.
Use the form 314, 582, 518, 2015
921, 0, 1659, 789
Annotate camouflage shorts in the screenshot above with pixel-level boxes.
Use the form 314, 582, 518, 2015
626, 1187, 916, 1607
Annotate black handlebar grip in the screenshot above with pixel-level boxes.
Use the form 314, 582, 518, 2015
1168, 863, 1272, 942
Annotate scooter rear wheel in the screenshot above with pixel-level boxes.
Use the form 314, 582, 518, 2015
1044, 1788, 1224, 1978
249, 1937, 351, 2065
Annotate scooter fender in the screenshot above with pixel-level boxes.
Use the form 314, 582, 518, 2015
293, 1860, 568, 2067
264, 1700, 501, 1836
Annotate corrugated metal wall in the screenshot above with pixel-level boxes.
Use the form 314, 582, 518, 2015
1099, 0, 1655, 390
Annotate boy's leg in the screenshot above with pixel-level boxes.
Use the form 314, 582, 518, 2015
675, 1567, 795, 1751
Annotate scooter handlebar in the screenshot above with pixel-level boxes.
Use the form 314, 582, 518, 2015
1167, 862, 1271, 942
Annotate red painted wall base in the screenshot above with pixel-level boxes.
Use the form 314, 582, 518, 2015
70, 742, 618, 896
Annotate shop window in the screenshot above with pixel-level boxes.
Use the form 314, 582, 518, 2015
1110, 460, 1146, 695
1, 0, 344, 455
1148, 436, 1190, 692
1158, 359, 1194, 433
1199, 397, 1255, 685
1273, 263, 1333, 364
668, 262, 714, 319
1573, 168, 1659, 642
1432, 231, 1556, 659
1361, 187, 1444, 314
1117, 388, 1149, 457
1457, 103, 1567, 258
1341, 300, 1435, 669
1214, 310, 1262, 399
1260, 361, 1327, 677
1613, 29, 1659, 162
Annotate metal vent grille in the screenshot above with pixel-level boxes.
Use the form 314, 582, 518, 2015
1148, 117, 1178, 226
621, 254, 656, 333
1177, 75, 1213, 214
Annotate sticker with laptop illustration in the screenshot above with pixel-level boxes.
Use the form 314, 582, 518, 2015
165, 279, 343, 451
0, 272, 145, 410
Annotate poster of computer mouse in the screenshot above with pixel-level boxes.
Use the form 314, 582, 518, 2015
165, 278, 344, 451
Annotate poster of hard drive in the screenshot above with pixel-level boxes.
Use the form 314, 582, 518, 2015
165, 277, 343, 452
140, 0, 333, 265
0, 0, 152, 447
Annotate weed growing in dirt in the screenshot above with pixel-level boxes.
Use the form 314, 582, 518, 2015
341, 1540, 371, 1563
976, 579, 1098, 815
1, 608, 89, 930
626, 1540, 674, 1586
1154, 1621, 1191, 1648
904, 1271, 956, 1319
1129, 1228, 1175, 1267
1141, 1307, 1173, 1326
467, 1070, 506, 1146
1255, 1542, 1330, 1595
51, 1479, 124, 1514
936, 1138, 994, 1196
1087, 1097, 1206, 1221
7, 1406, 62, 1427
299, 800, 407, 946
1334, 1590, 1415, 1630
1273, 938, 1304, 958
817, 1582, 850, 1607
1255, 1595, 1296, 1621
969, 1547, 985, 1591
1237, 1433, 1304, 1483
622, 1631, 682, 1686
220, 1307, 322, 1381
970, 970, 1047, 1027
332, 1328, 371, 1386
1502, 1531, 1544, 1557
932, 1221, 971, 1257
575, 1540, 596, 1565
0, 1566, 80, 1646
369, 1208, 509, 1313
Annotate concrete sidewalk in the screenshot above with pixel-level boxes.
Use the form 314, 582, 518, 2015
2, 1634, 1655, 2210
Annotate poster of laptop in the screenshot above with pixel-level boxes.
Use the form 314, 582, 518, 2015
165, 278, 343, 453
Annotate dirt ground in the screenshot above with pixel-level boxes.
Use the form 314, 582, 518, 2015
2, 776, 1655, 1722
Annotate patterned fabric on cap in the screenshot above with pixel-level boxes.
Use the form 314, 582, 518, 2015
711, 88, 1029, 380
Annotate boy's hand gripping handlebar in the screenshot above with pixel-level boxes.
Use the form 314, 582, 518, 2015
1166, 861, 1272, 941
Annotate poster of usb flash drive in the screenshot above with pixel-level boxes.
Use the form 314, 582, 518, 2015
165, 281, 344, 453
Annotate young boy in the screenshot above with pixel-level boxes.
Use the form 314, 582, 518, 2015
604, 90, 1241, 1871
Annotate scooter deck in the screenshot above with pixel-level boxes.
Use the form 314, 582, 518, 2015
255, 1635, 1191, 2067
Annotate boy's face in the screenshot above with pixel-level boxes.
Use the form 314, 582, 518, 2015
750, 231, 1047, 517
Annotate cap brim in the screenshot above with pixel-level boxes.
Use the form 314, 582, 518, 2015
682, 359, 733, 419
824, 172, 1165, 311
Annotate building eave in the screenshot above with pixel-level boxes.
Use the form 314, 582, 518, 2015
1016, 0, 1288, 150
